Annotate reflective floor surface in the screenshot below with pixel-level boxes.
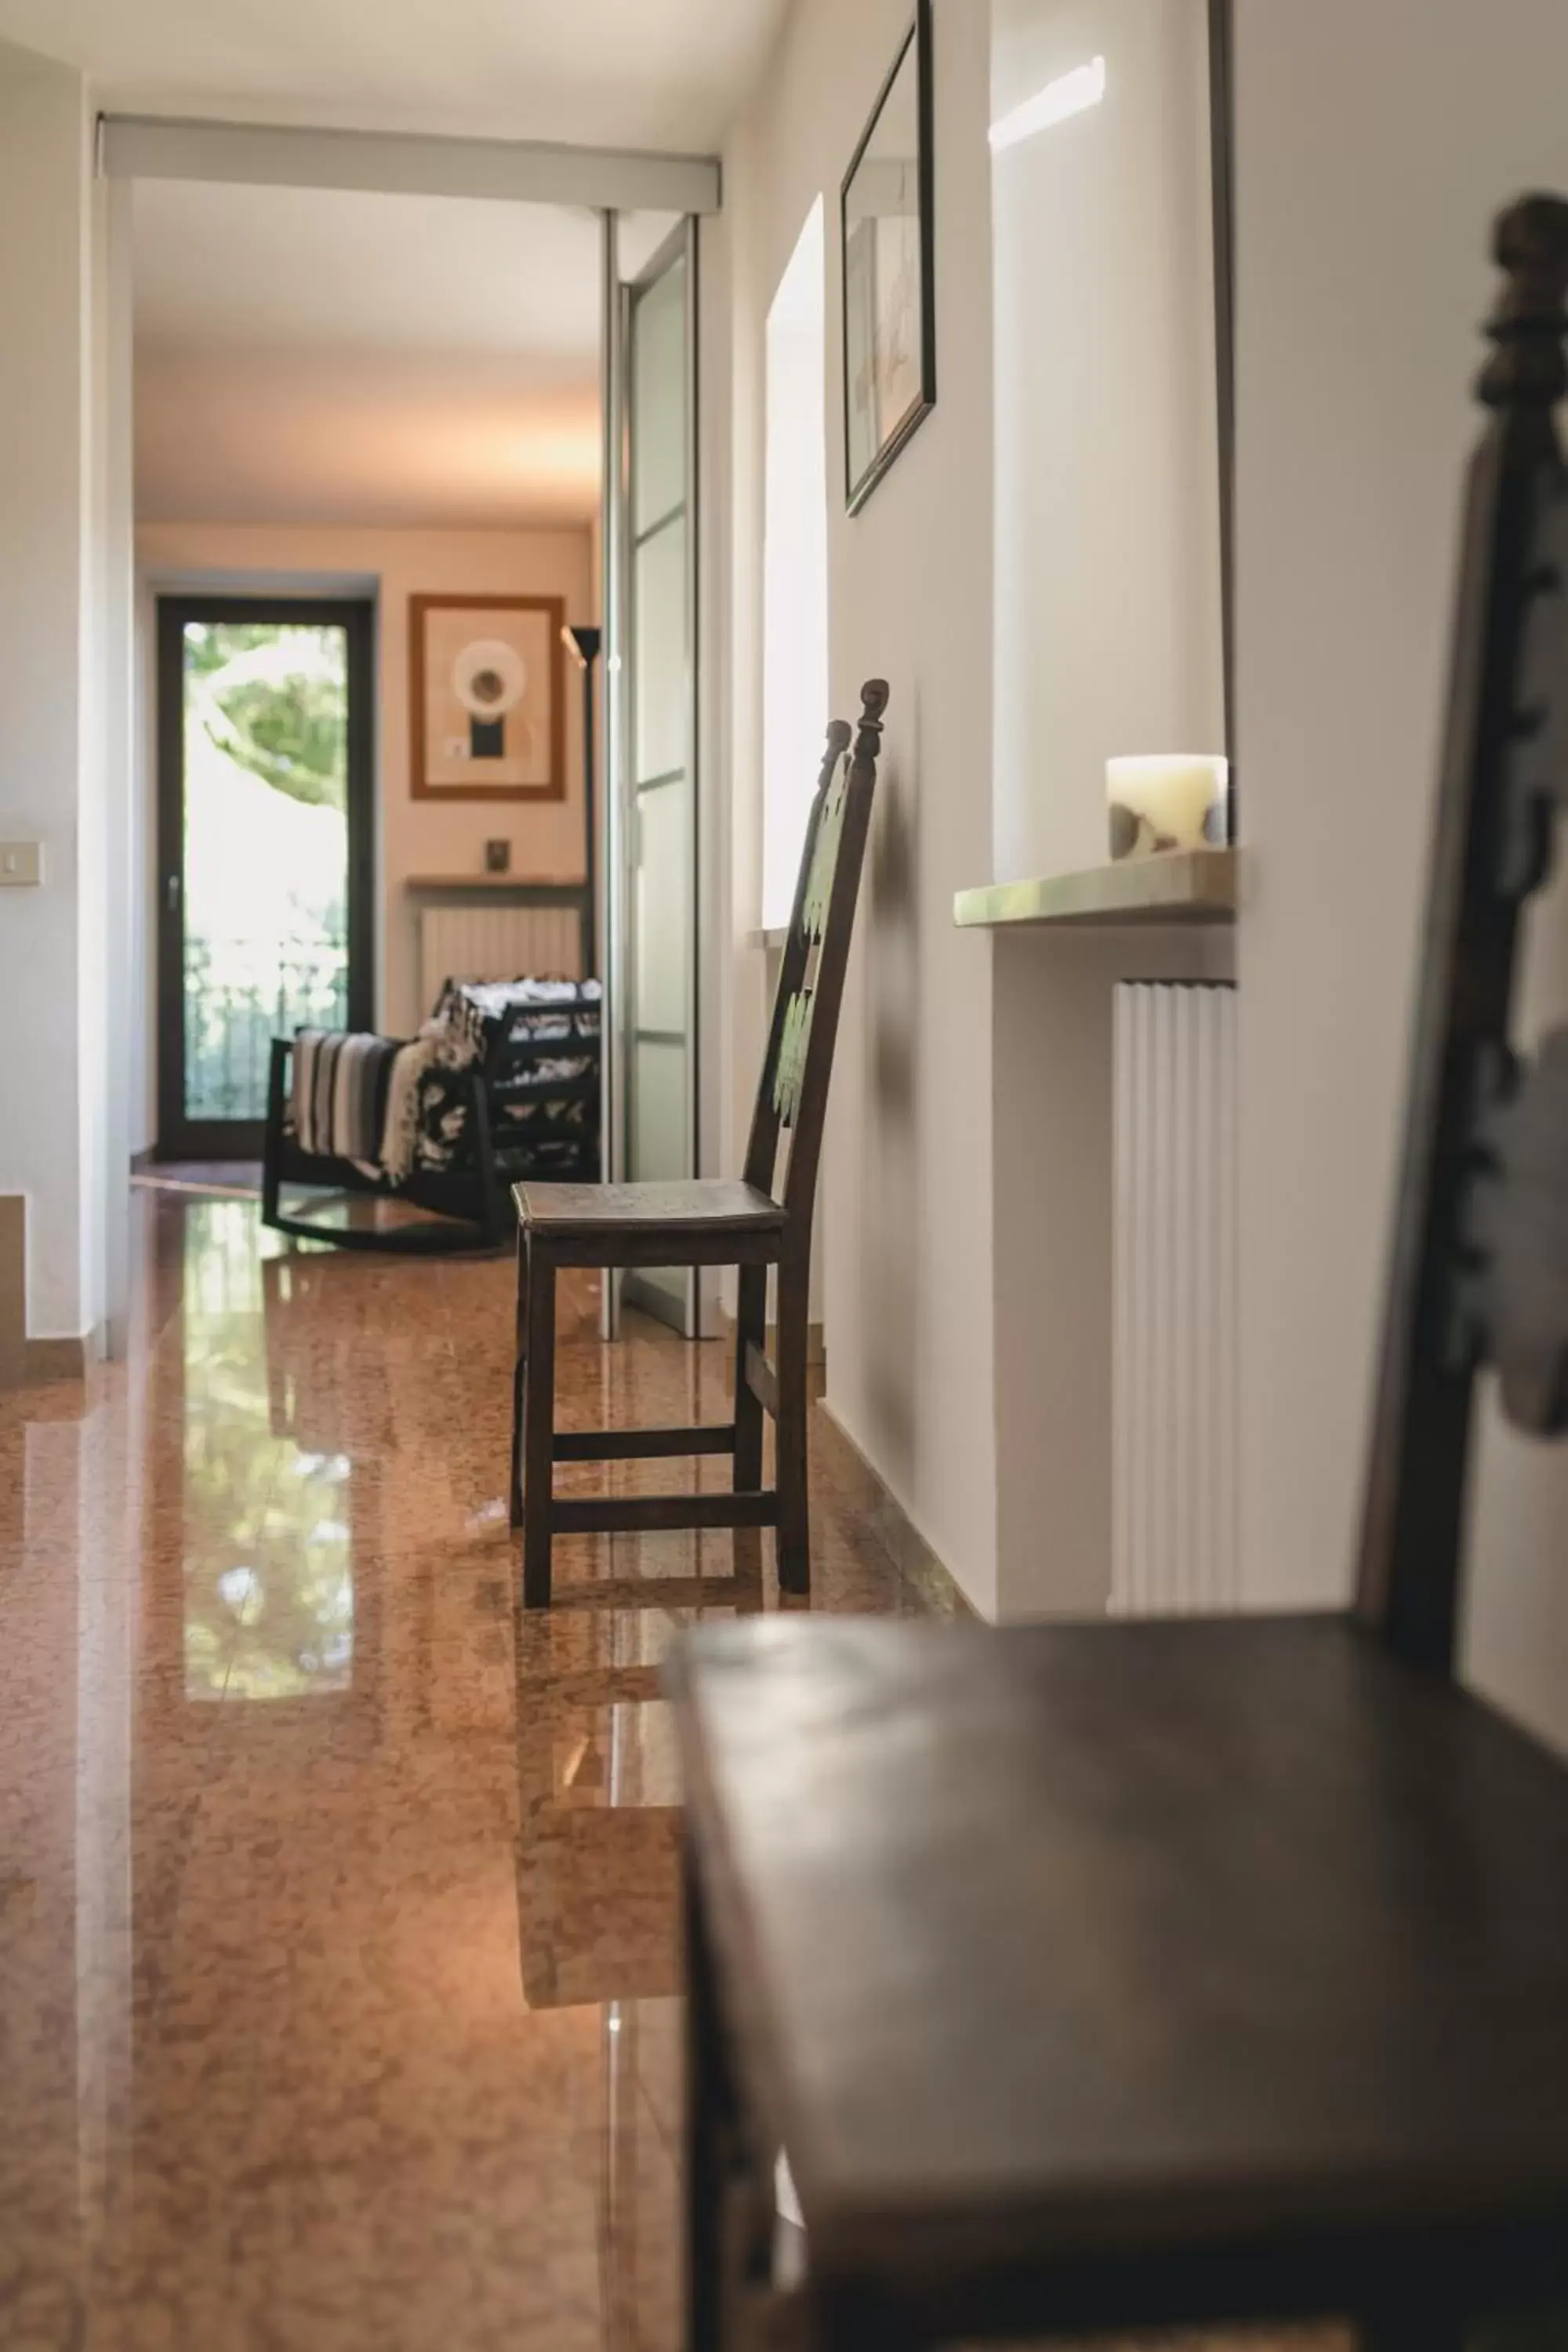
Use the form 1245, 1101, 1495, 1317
0, 1192, 920, 2350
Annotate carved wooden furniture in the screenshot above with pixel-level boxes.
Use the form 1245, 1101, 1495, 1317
668, 198, 1568, 2350
510, 682, 888, 1609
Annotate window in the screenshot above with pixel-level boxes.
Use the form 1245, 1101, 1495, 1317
762, 198, 829, 931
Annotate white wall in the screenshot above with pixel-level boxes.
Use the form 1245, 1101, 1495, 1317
0, 38, 123, 1348
985, 0, 1229, 1617
992, 0, 1224, 883
1232, 0, 1568, 1751
134, 521, 594, 1102
719, 0, 1000, 1612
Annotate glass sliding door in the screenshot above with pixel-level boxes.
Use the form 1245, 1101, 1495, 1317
156, 597, 375, 1157
612, 220, 700, 1334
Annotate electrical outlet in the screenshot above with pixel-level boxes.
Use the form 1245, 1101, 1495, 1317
0, 843, 41, 886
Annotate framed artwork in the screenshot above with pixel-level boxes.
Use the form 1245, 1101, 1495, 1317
409, 593, 566, 801
840, 0, 936, 515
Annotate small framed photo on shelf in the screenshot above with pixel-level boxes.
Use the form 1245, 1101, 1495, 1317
409, 593, 565, 802
841, 0, 936, 516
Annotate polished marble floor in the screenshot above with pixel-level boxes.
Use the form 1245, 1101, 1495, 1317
0, 1192, 918, 2351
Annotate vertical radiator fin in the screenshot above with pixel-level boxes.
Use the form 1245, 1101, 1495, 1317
1112, 982, 1239, 1613
418, 905, 582, 1010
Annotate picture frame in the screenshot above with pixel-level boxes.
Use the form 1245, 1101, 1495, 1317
409, 592, 566, 802
840, 0, 936, 516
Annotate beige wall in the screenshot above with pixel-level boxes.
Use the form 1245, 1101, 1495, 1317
1232, 0, 1568, 1752
717, 0, 1000, 1613
986, 0, 1229, 1617
135, 521, 596, 1094
992, 0, 1224, 884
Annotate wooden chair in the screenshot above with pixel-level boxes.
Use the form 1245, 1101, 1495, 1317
510, 681, 889, 1609
666, 198, 1568, 2351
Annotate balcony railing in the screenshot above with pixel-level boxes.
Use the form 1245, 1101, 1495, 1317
184, 935, 348, 1123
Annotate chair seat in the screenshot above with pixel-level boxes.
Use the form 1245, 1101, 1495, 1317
666, 1613, 1568, 2321
514, 1176, 785, 1237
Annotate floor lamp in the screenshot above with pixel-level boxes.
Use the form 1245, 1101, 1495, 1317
561, 623, 602, 977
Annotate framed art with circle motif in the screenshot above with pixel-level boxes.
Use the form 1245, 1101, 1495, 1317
409, 593, 566, 801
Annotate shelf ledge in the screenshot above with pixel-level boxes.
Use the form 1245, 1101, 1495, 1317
403, 874, 586, 892
953, 848, 1238, 931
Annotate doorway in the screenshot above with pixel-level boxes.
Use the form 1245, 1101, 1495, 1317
156, 595, 375, 1158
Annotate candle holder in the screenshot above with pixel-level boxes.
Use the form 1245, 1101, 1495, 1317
1107, 755, 1229, 861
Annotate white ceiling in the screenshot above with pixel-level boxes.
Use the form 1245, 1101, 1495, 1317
0, 0, 782, 151
132, 182, 608, 528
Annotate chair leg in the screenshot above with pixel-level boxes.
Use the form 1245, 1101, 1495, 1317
732, 1265, 767, 1493
774, 1260, 811, 1596
684, 1843, 725, 2352
521, 1248, 558, 1609
510, 1227, 530, 1530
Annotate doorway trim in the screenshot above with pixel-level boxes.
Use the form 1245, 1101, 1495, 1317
154, 593, 376, 1160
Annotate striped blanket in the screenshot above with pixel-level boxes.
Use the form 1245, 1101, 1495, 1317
289, 1030, 403, 1175
289, 979, 600, 1188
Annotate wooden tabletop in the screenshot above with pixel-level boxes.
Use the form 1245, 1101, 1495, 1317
667, 1614, 1568, 2320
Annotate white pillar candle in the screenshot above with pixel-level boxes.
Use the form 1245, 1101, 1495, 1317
1106, 754, 1229, 859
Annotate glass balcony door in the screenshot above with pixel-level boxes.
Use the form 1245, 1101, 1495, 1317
155, 596, 375, 1158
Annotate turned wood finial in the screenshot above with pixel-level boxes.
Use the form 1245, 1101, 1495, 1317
855, 678, 891, 760
1479, 193, 1568, 408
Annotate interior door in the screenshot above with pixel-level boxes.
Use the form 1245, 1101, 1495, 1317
618, 223, 700, 1333
156, 596, 375, 1158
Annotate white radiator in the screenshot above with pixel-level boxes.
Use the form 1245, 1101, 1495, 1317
1112, 982, 1239, 1614
419, 903, 582, 1009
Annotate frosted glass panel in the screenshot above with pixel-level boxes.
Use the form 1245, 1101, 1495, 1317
633, 514, 688, 785
619, 225, 695, 1334
633, 254, 688, 534
632, 1038, 687, 1181
635, 780, 688, 1035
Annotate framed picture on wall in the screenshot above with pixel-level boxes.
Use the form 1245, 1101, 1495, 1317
840, 0, 936, 515
409, 593, 566, 800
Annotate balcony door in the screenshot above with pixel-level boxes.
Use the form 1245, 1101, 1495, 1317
156, 596, 375, 1158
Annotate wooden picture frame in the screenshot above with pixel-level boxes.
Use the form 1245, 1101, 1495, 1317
409, 592, 566, 802
840, 0, 936, 515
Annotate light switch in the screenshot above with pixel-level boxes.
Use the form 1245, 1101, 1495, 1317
0, 843, 42, 886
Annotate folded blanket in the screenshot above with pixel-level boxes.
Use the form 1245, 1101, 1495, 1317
288, 978, 602, 1186
290, 1029, 400, 1167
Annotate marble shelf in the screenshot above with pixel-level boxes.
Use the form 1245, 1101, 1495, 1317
953, 848, 1238, 931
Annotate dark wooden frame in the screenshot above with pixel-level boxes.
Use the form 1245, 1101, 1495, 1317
510, 683, 889, 1606
155, 593, 375, 1161
841, 0, 936, 517
670, 198, 1568, 2352
408, 592, 567, 803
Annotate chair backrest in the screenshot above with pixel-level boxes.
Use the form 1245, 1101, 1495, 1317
742, 680, 889, 1236
1356, 194, 1568, 1669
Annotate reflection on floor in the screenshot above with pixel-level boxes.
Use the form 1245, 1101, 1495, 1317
0, 1192, 919, 2350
